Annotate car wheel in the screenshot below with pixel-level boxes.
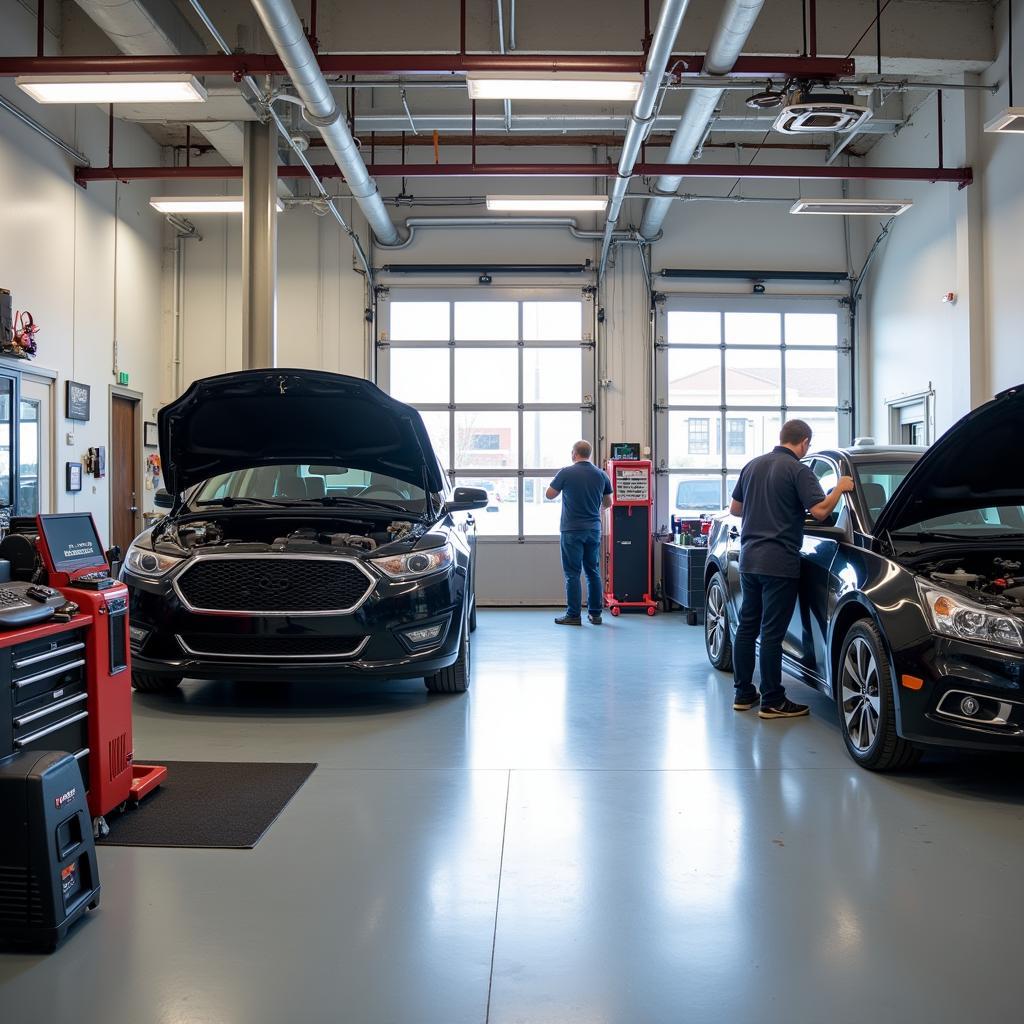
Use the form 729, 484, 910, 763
131, 671, 183, 693
704, 572, 733, 671
425, 621, 471, 694
837, 621, 920, 772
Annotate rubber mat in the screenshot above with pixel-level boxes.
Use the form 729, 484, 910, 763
97, 760, 316, 849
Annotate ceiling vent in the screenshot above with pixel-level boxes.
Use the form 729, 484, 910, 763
790, 198, 913, 217
984, 107, 1024, 134
773, 90, 872, 135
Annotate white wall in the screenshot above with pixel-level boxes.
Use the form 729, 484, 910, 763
0, 0, 166, 545
861, 0, 1024, 439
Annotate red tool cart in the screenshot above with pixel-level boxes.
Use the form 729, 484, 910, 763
604, 459, 657, 616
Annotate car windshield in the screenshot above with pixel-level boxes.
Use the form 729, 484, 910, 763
675, 478, 737, 511
194, 464, 429, 513
853, 461, 917, 525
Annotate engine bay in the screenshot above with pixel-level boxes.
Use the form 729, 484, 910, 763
922, 553, 1024, 608
155, 515, 420, 556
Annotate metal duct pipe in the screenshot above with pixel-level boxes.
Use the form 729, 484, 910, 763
639, 0, 765, 240
375, 216, 651, 250
597, 0, 691, 277
248, 0, 403, 245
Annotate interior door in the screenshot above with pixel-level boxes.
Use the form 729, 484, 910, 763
19, 377, 52, 514
110, 394, 139, 555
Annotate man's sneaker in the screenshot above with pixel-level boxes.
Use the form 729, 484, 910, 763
733, 692, 760, 711
588, 612, 603, 625
554, 615, 583, 627
758, 699, 810, 720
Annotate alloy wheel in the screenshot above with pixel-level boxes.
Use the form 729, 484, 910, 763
841, 636, 881, 752
706, 582, 726, 660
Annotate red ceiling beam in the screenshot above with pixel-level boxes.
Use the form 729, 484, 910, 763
74, 161, 972, 186
0, 53, 854, 79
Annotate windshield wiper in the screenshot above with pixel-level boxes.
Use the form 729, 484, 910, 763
892, 530, 994, 542
196, 496, 310, 508
312, 496, 421, 513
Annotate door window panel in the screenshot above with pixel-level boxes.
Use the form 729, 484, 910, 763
522, 302, 582, 341
667, 310, 720, 345
455, 348, 518, 404
791, 411, 839, 453
785, 313, 838, 346
456, 476, 519, 536
725, 348, 782, 405
669, 411, 721, 470
523, 477, 564, 535
786, 349, 838, 407
18, 398, 39, 515
725, 312, 781, 346
725, 411, 781, 471
454, 411, 518, 470
523, 349, 582, 403
389, 348, 450, 405
667, 347, 721, 407
390, 301, 449, 341
454, 301, 518, 341
417, 411, 451, 468
523, 411, 582, 469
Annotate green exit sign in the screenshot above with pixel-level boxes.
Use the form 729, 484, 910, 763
117, 371, 129, 386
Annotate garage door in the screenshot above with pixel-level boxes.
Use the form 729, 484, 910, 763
377, 287, 596, 605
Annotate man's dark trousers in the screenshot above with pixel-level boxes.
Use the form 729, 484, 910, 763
560, 528, 603, 618
733, 572, 800, 706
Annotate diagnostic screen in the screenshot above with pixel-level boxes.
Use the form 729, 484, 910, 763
39, 513, 105, 571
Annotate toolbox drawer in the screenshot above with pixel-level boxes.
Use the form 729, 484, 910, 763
10, 630, 86, 674
13, 707, 89, 761
12, 657, 87, 705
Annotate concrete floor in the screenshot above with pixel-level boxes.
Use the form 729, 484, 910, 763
3, 609, 1024, 1023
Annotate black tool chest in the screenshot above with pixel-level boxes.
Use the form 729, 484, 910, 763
0, 629, 89, 786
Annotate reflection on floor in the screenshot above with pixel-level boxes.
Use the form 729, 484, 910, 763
2, 609, 1023, 1023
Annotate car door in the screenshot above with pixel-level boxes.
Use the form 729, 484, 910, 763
784, 457, 845, 681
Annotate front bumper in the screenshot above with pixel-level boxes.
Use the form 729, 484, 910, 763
125, 562, 467, 682
894, 635, 1024, 751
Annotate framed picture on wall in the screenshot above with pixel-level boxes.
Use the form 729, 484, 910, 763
144, 421, 159, 448
66, 461, 83, 493
66, 380, 91, 421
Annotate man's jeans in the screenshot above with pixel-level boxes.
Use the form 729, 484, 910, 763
560, 528, 603, 618
733, 572, 800, 707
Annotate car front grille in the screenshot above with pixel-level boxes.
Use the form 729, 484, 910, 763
174, 556, 375, 614
177, 633, 368, 659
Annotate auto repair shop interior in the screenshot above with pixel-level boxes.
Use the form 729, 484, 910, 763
0, 0, 1022, 1021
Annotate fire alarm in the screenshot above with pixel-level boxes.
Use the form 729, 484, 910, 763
942, 291, 957, 304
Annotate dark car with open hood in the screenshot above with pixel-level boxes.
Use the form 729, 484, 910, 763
703, 384, 1024, 770
122, 369, 488, 694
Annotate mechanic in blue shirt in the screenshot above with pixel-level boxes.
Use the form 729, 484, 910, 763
729, 419, 853, 719
547, 440, 613, 626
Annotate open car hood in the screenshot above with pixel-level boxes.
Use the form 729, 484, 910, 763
159, 369, 445, 495
873, 384, 1024, 535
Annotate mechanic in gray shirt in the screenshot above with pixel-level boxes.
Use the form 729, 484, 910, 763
728, 419, 854, 719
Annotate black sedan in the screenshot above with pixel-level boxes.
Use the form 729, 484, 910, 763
703, 384, 1024, 770
122, 369, 487, 694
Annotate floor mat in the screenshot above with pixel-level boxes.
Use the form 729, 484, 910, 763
97, 760, 316, 849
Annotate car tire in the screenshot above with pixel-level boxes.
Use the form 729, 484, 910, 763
837, 620, 920, 772
425, 621, 471, 694
704, 572, 733, 671
131, 671, 183, 693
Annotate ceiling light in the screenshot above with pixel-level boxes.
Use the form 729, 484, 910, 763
790, 198, 913, 216
149, 196, 285, 214
984, 107, 1024, 134
466, 72, 643, 102
16, 73, 207, 105
486, 195, 609, 213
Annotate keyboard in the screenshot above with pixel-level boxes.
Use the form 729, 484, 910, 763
0, 584, 55, 628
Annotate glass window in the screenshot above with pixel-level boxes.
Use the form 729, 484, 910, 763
456, 476, 518, 536
667, 311, 720, 345
390, 301, 449, 341
726, 417, 747, 456
523, 348, 582, 403
454, 301, 518, 341
455, 348, 517, 404
523, 477, 564, 535
853, 460, 917, 525
389, 348, 449, 405
725, 312, 780, 346
522, 302, 582, 341
668, 348, 721, 407
726, 411, 781, 471
0, 381, 12, 508
785, 312, 838, 346
523, 411, 583, 469
688, 417, 710, 455
669, 412, 720, 470
725, 348, 781, 405
18, 397, 39, 516
454, 411, 518, 470
786, 348, 838, 407
792, 411, 839, 453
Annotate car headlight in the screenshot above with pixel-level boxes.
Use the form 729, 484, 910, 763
123, 541, 183, 579
371, 543, 454, 580
917, 581, 1024, 651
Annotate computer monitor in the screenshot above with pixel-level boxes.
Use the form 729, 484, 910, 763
37, 513, 106, 574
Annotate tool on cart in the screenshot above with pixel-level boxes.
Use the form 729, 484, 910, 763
604, 459, 657, 617
0, 750, 100, 952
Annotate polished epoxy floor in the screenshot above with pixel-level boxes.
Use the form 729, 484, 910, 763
3, 609, 1024, 1023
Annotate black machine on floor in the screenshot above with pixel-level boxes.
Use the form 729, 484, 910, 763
604, 458, 657, 616
0, 750, 100, 951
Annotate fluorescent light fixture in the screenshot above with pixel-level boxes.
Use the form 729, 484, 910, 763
486, 195, 609, 213
790, 198, 913, 217
984, 107, 1024, 134
466, 71, 643, 102
149, 196, 285, 214
16, 73, 207, 105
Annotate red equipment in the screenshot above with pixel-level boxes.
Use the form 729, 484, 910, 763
34, 514, 165, 827
604, 459, 656, 616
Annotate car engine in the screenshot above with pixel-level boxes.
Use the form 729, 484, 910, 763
924, 556, 1024, 606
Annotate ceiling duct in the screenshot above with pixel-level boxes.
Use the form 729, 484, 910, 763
773, 90, 872, 135
639, 0, 766, 241
73, 0, 244, 164
249, 0, 403, 246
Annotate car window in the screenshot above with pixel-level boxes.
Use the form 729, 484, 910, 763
675, 480, 722, 510
806, 459, 844, 521
852, 461, 917, 525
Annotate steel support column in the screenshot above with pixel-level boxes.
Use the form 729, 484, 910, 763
241, 120, 278, 368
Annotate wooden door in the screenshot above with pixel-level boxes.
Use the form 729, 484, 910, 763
110, 395, 139, 555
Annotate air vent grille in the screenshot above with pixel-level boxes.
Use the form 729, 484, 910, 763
790, 199, 913, 217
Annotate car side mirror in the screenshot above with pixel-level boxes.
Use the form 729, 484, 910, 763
447, 486, 489, 512
154, 488, 174, 509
